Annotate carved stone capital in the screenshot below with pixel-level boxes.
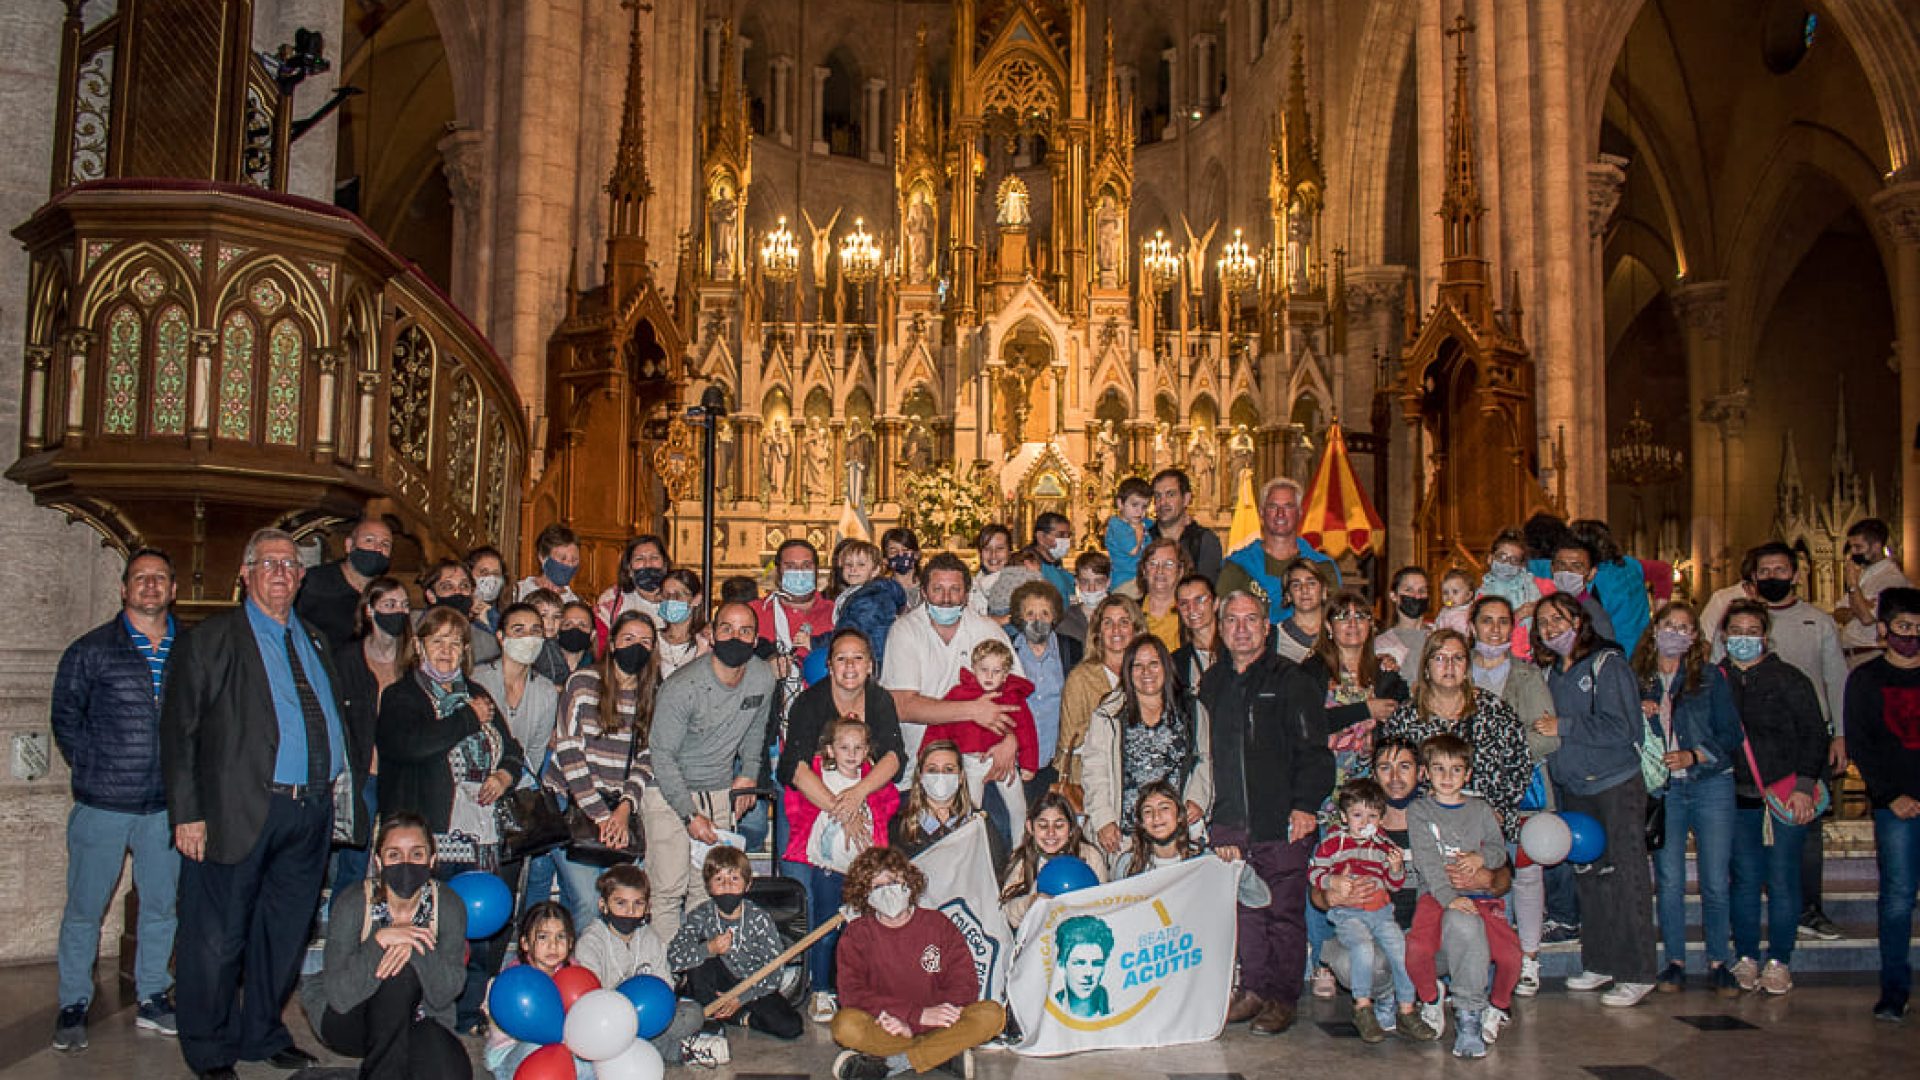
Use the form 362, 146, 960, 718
1344, 265, 1409, 316
1587, 154, 1629, 238
316, 346, 344, 375
437, 128, 488, 216
1670, 280, 1728, 340
1699, 384, 1750, 436
62, 328, 95, 353
357, 370, 383, 393
190, 329, 217, 357
26, 344, 52, 371
1871, 182, 1920, 248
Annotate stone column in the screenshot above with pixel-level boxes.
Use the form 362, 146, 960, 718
811, 67, 831, 155
1872, 182, 1920, 581
703, 19, 721, 92
863, 78, 886, 164
23, 345, 51, 452
1160, 47, 1180, 140
1192, 34, 1216, 112
438, 127, 488, 321
771, 56, 792, 146
1673, 281, 1729, 591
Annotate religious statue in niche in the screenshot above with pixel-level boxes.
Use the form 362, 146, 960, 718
1227, 424, 1255, 496
802, 417, 834, 505
764, 418, 793, 502
905, 197, 935, 285
1095, 420, 1122, 483
903, 418, 933, 472
710, 192, 740, 281
1152, 421, 1173, 473
1188, 426, 1216, 506
1286, 195, 1313, 293
996, 176, 1031, 228
845, 418, 875, 508
716, 417, 737, 503
1094, 200, 1123, 286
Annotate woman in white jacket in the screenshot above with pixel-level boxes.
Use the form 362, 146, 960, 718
1080, 635, 1212, 857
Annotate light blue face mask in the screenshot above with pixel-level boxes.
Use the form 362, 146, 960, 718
1724, 635, 1766, 663
928, 603, 965, 627
781, 569, 817, 597
658, 599, 692, 625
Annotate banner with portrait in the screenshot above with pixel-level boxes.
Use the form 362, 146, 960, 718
911, 815, 1012, 1001
1007, 857, 1238, 1056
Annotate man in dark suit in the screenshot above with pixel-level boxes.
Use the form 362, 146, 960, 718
162, 527, 360, 1079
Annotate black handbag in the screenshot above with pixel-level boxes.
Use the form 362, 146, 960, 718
496, 783, 569, 861
561, 730, 646, 868
1644, 794, 1667, 853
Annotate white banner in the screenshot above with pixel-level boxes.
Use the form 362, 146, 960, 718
910, 815, 1012, 1002
1008, 857, 1238, 1056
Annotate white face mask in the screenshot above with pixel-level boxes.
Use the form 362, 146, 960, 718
1351, 822, 1378, 840
921, 772, 961, 802
473, 574, 505, 603
1079, 589, 1108, 610
869, 882, 913, 919
501, 635, 545, 666
1049, 537, 1073, 562
1187, 818, 1208, 845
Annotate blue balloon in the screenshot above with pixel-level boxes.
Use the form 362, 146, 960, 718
616, 974, 679, 1040
1035, 855, 1100, 896
802, 645, 830, 686
1560, 811, 1608, 864
488, 964, 565, 1046
448, 870, 512, 939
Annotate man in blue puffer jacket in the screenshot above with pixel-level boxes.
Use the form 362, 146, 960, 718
49, 547, 181, 1052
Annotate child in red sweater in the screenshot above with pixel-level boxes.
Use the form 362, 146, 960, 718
830, 848, 1003, 1079
924, 638, 1037, 837
1308, 779, 1420, 1042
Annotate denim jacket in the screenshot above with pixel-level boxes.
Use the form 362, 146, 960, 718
1640, 661, 1742, 780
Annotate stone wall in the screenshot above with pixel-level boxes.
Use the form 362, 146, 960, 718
0, 2, 140, 966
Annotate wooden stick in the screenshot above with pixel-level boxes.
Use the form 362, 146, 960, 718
702, 912, 847, 1017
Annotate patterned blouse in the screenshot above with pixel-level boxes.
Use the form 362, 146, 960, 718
1120, 706, 1191, 831
1381, 692, 1533, 842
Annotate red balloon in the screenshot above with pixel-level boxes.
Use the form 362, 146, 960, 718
515, 1043, 576, 1080
551, 965, 602, 1011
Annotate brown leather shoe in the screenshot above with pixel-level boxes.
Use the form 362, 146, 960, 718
1250, 1000, 1298, 1036
1225, 990, 1267, 1024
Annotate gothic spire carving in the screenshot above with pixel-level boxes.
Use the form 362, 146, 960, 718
606, 0, 654, 299
896, 26, 942, 180
1441, 14, 1484, 264
699, 20, 752, 283
1270, 32, 1325, 300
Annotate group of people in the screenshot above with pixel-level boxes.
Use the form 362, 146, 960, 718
44, 466, 1920, 1078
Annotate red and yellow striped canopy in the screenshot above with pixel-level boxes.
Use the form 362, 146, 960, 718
1300, 421, 1385, 559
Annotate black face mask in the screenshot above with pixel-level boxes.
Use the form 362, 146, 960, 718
557, 627, 593, 654
348, 548, 390, 578
1851, 552, 1872, 567
711, 638, 755, 668
380, 861, 430, 900
604, 912, 650, 936
1386, 791, 1419, 811
632, 566, 667, 593
1397, 596, 1430, 620
713, 893, 745, 916
372, 611, 410, 639
1754, 578, 1794, 604
612, 643, 652, 676
432, 592, 473, 617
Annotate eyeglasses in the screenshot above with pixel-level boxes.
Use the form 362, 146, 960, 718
1328, 610, 1371, 623
1430, 653, 1469, 668
249, 558, 302, 575
1145, 559, 1180, 571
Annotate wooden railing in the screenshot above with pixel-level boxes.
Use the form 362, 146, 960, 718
8, 181, 526, 600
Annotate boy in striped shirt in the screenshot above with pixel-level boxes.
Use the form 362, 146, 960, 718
1309, 778, 1415, 1042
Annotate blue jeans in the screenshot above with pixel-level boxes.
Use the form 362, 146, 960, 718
1874, 809, 1920, 1004
552, 850, 610, 932
1306, 898, 1333, 971
802, 863, 847, 991
1328, 904, 1415, 1007
1731, 805, 1808, 965
59, 804, 180, 1007
1654, 771, 1735, 968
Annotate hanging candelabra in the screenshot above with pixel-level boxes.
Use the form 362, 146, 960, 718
1142, 229, 1179, 293
760, 215, 799, 282
1607, 402, 1685, 487
838, 217, 881, 284
1217, 228, 1259, 296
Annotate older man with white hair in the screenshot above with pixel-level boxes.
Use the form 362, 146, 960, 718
1217, 477, 1341, 625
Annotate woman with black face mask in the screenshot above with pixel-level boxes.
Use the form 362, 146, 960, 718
594, 534, 673, 654
332, 577, 417, 892
545, 610, 658, 931
302, 812, 473, 1080
1381, 566, 1433, 676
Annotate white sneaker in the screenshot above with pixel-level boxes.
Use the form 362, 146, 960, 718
810, 991, 839, 1023
693, 1031, 730, 1065
1419, 982, 1448, 1037
1481, 1004, 1511, 1043
1601, 982, 1654, 1008
1759, 960, 1793, 996
1566, 970, 1615, 992
1731, 956, 1761, 992
1515, 956, 1541, 997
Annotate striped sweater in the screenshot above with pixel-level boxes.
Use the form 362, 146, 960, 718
543, 669, 651, 821
1308, 825, 1405, 911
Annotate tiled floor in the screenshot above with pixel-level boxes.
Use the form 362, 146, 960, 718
0, 962, 1910, 1079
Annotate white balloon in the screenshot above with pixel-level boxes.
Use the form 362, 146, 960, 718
1520, 812, 1572, 866
594, 1036, 666, 1080
562, 988, 640, 1062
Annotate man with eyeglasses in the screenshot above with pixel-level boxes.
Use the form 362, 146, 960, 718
163, 528, 360, 1080
50, 548, 183, 1052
